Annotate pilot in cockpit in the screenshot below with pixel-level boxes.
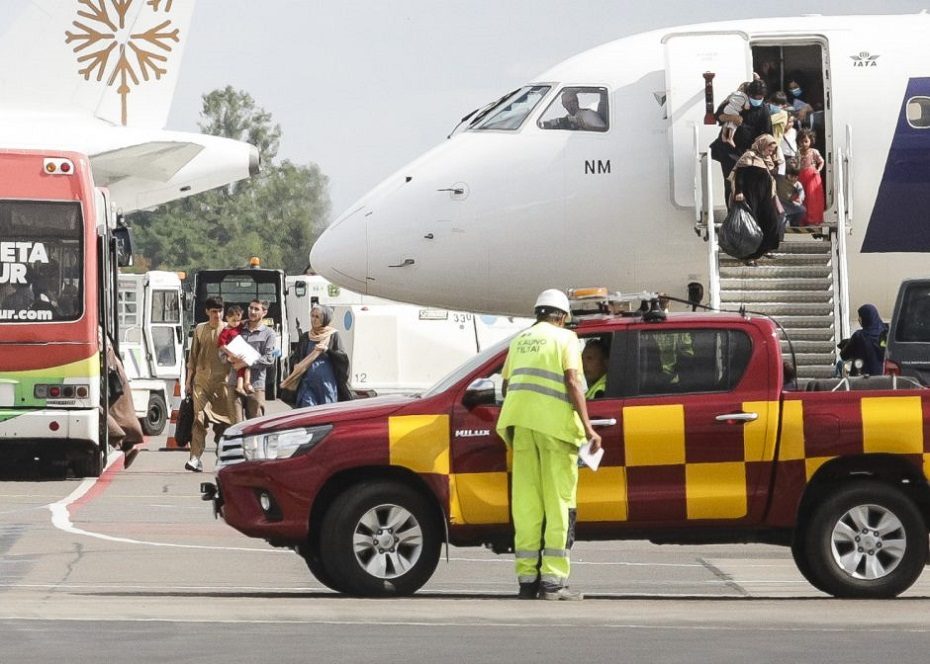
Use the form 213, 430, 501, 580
542, 90, 607, 131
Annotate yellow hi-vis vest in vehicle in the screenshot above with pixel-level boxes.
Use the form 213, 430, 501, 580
496, 322, 586, 448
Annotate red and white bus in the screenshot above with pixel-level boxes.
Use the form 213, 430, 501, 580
0, 150, 129, 476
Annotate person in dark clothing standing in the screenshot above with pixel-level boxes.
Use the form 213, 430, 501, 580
839, 304, 888, 376
729, 134, 782, 263
716, 79, 773, 204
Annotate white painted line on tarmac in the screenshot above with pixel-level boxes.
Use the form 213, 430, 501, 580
1, 616, 930, 633
45, 452, 284, 554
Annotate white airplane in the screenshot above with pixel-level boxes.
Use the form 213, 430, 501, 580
310, 12, 930, 337
0, 0, 257, 212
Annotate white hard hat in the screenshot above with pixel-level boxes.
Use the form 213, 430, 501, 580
534, 288, 570, 315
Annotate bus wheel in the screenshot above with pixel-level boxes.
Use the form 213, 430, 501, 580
142, 394, 168, 436
75, 443, 105, 478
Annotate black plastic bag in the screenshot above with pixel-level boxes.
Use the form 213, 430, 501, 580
718, 202, 763, 259
174, 395, 194, 446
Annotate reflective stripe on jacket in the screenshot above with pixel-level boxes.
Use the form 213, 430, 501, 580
496, 322, 585, 447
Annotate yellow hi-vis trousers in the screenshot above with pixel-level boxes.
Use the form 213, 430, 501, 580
511, 426, 579, 589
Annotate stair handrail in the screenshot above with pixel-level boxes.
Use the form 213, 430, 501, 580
696, 123, 721, 309
834, 147, 851, 341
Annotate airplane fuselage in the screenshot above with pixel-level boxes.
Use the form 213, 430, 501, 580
311, 14, 930, 318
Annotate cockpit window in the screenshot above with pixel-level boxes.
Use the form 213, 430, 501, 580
538, 87, 609, 132
472, 85, 551, 131
906, 97, 930, 129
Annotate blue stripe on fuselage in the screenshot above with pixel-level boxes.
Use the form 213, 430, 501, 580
863, 77, 930, 253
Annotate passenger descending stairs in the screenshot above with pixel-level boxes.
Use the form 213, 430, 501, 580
718, 233, 837, 379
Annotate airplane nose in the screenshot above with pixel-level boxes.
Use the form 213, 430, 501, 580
309, 206, 369, 292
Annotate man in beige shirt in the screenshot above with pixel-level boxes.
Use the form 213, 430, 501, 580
184, 296, 231, 472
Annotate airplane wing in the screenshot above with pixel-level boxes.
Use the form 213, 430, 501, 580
91, 142, 206, 183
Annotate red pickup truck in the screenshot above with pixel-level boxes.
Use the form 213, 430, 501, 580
203, 312, 930, 598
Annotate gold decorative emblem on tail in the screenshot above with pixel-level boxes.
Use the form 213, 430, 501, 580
65, 0, 180, 126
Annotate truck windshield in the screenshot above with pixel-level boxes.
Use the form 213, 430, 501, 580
422, 335, 514, 398
471, 85, 551, 131
0, 200, 83, 323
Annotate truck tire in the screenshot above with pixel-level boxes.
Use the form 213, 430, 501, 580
319, 481, 441, 597
801, 481, 927, 598
141, 394, 168, 436
296, 542, 343, 593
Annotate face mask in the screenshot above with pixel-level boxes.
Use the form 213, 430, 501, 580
790, 88, 802, 97
768, 104, 781, 114
749, 97, 764, 108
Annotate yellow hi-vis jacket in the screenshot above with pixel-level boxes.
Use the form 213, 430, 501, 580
496, 322, 586, 448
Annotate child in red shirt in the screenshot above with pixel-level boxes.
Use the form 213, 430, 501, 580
217, 304, 252, 396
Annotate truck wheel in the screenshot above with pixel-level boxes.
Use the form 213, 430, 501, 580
319, 481, 441, 597
296, 542, 343, 593
141, 394, 168, 436
802, 481, 927, 598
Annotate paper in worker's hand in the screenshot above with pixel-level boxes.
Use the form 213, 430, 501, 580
578, 440, 604, 471
226, 335, 260, 367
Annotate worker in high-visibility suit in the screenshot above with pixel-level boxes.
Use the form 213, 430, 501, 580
497, 289, 602, 600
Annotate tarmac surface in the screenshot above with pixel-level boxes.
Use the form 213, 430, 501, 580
2, 403, 930, 663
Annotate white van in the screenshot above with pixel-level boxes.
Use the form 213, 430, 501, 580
284, 275, 529, 396
117, 271, 185, 435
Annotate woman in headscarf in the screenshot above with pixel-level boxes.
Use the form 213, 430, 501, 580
729, 133, 783, 263
839, 304, 888, 376
280, 305, 351, 407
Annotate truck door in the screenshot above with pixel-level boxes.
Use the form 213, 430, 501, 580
664, 31, 752, 207
143, 274, 184, 380
618, 325, 776, 525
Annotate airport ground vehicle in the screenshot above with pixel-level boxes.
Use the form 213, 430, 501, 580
285, 274, 528, 395
204, 305, 930, 598
191, 261, 288, 399
885, 279, 930, 386
117, 271, 185, 435
0, 150, 129, 476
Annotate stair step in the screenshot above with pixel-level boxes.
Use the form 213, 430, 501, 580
721, 290, 834, 304
777, 328, 837, 342
780, 340, 835, 353
735, 303, 834, 316
719, 253, 831, 266
789, 351, 837, 365
797, 366, 838, 380
719, 265, 832, 279
720, 278, 832, 292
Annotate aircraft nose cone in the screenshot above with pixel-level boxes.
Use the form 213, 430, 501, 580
310, 206, 369, 292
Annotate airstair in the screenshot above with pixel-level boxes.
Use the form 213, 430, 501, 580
717, 234, 838, 379
695, 143, 853, 381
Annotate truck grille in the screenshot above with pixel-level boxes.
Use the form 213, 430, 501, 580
217, 435, 245, 468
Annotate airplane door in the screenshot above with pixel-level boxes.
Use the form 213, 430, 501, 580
664, 32, 752, 207
143, 277, 184, 380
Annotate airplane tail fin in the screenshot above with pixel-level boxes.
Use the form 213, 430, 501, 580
0, 0, 196, 129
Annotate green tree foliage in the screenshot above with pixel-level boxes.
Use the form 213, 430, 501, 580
130, 87, 329, 274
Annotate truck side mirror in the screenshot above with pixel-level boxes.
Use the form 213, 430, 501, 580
463, 378, 496, 408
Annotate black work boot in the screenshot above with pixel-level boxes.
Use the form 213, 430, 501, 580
517, 581, 540, 600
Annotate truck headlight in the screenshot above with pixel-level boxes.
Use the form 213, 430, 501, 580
241, 425, 333, 461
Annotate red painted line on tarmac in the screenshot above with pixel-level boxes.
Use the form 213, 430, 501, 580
68, 436, 150, 516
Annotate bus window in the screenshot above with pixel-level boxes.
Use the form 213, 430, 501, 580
0, 200, 82, 323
